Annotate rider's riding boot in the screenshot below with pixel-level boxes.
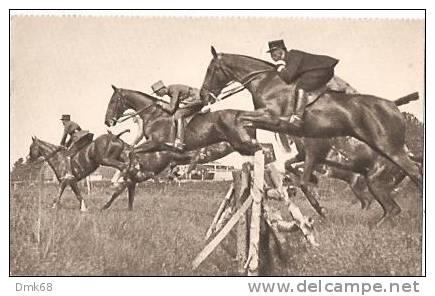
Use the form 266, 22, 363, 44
166, 118, 186, 151
62, 145, 78, 181
63, 157, 75, 181
174, 118, 186, 150
290, 88, 308, 128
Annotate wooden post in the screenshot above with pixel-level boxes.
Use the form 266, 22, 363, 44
37, 165, 44, 247
235, 164, 251, 274
248, 150, 264, 276
192, 195, 253, 270
205, 183, 234, 241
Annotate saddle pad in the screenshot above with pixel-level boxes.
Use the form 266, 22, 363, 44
305, 76, 359, 107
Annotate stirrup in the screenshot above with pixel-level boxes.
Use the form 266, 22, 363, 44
164, 141, 186, 152
289, 115, 303, 128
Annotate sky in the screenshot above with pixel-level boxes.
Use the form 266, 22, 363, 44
10, 17, 424, 168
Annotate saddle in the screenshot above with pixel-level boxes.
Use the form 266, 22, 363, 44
173, 103, 205, 125
67, 130, 94, 156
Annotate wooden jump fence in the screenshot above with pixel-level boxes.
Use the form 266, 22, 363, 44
192, 150, 298, 275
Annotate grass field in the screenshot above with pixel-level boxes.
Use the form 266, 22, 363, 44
10, 177, 422, 276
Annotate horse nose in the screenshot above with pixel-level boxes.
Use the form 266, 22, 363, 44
200, 88, 209, 101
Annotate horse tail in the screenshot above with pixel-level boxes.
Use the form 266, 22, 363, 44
115, 129, 131, 139
394, 92, 419, 106
276, 133, 293, 153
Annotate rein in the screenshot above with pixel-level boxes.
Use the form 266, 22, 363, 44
32, 146, 63, 165
206, 68, 274, 101
113, 91, 168, 124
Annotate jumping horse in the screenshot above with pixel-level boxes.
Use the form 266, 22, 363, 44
200, 46, 422, 226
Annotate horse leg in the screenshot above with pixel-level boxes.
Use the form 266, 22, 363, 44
299, 155, 317, 187
70, 182, 87, 212
229, 122, 260, 155
322, 166, 373, 210
100, 158, 127, 172
101, 182, 128, 210
349, 175, 373, 210
366, 168, 401, 227
133, 140, 166, 154
53, 181, 68, 209
389, 151, 423, 192
283, 162, 325, 216
127, 182, 136, 211
300, 185, 326, 217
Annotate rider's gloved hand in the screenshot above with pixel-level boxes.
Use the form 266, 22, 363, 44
275, 60, 286, 72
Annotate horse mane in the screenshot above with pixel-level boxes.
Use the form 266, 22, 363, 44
119, 88, 171, 111
223, 53, 276, 69
35, 138, 62, 151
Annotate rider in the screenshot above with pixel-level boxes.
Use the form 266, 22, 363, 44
151, 80, 204, 151
267, 39, 339, 128
60, 114, 93, 180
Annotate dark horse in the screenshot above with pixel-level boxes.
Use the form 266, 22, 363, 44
283, 135, 420, 211
28, 131, 132, 211
200, 47, 422, 225
100, 141, 236, 210
104, 86, 260, 156
280, 99, 421, 211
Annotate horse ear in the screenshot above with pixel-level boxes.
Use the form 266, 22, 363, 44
211, 46, 218, 59
111, 85, 118, 92
31, 136, 36, 141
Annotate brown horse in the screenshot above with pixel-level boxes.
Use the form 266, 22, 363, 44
28, 131, 132, 211
200, 47, 422, 225
104, 86, 260, 156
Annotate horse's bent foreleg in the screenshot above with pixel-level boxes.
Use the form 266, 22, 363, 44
100, 158, 127, 172
132, 140, 164, 154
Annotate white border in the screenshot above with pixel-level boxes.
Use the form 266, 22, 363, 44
4, 7, 430, 296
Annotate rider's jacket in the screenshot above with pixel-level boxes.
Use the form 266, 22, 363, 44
163, 84, 202, 114
60, 120, 81, 147
279, 49, 339, 84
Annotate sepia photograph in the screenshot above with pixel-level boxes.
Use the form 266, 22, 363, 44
10, 11, 424, 278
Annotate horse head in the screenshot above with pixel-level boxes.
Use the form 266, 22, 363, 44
105, 86, 165, 127
200, 46, 233, 103
28, 136, 44, 162
200, 46, 275, 102
28, 137, 63, 163
105, 85, 127, 127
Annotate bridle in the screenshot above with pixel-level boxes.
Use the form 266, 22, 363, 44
110, 90, 157, 124
203, 58, 274, 101
30, 143, 63, 164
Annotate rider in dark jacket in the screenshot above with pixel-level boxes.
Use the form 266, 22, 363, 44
267, 39, 339, 128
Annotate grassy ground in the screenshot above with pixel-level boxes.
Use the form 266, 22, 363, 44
10, 178, 422, 276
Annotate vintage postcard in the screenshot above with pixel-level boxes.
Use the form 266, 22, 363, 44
10, 11, 424, 289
